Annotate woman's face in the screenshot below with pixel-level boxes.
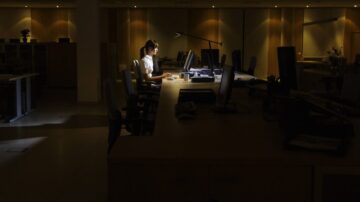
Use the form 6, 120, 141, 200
152, 47, 159, 56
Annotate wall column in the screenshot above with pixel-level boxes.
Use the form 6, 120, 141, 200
76, 0, 101, 102
268, 8, 282, 77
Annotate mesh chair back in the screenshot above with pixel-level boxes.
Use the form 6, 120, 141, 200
247, 56, 257, 76
220, 54, 226, 68
121, 69, 136, 97
133, 59, 144, 89
103, 78, 118, 120
103, 78, 122, 152
232, 50, 241, 72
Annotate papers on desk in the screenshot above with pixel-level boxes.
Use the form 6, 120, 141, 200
195, 74, 213, 78
187, 69, 258, 82
234, 73, 257, 81
189, 67, 208, 72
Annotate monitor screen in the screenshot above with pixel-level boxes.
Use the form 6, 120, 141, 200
217, 66, 234, 106
183, 50, 194, 72
201, 49, 219, 68
278, 46, 297, 94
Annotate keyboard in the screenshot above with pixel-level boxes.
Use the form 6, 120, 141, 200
178, 88, 216, 103
191, 76, 215, 83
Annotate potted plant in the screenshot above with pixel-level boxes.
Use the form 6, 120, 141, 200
326, 47, 344, 75
20, 29, 30, 43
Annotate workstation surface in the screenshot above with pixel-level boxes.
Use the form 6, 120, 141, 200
108, 77, 360, 202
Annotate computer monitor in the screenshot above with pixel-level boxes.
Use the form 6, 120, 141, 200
201, 49, 219, 68
183, 50, 194, 72
217, 65, 235, 108
278, 46, 297, 94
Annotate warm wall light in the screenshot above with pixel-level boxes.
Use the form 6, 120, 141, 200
134, 5, 137, 8
25, 5, 28, 8
306, 4, 311, 8
274, 5, 278, 8
212, 5, 215, 8
354, 5, 358, 8
56, 5, 60, 8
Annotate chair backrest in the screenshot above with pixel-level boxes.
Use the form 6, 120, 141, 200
103, 78, 118, 120
247, 56, 257, 76
232, 49, 241, 72
121, 69, 136, 98
176, 51, 184, 66
354, 54, 360, 66
103, 78, 122, 152
340, 65, 360, 105
133, 59, 144, 88
220, 54, 226, 68
121, 70, 142, 135
217, 65, 235, 107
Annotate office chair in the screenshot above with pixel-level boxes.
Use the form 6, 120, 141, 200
132, 59, 161, 93
277, 95, 354, 154
103, 78, 122, 153
234, 55, 265, 95
220, 54, 226, 68
262, 47, 297, 118
121, 69, 157, 135
232, 49, 241, 72
247, 56, 257, 76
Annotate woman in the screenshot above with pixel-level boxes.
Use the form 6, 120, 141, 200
140, 40, 171, 81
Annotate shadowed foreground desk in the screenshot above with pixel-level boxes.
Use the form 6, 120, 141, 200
108, 78, 360, 202
0, 73, 38, 122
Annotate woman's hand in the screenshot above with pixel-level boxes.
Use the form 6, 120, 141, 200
162, 73, 172, 78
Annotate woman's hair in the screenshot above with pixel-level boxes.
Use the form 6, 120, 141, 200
140, 40, 158, 59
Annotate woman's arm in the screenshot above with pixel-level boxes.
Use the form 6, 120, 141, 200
144, 73, 171, 81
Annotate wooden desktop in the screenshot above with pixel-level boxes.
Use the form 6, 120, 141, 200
108, 76, 360, 202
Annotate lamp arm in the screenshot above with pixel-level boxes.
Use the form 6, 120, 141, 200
180, 32, 222, 46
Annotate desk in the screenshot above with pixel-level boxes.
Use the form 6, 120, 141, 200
0, 73, 38, 122
108, 78, 360, 202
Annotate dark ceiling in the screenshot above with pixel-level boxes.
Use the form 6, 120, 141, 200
0, 0, 359, 7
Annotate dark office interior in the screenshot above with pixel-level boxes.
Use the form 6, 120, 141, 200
0, 0, 360, 202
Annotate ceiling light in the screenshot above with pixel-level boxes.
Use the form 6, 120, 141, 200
56, 5, 60, 8
212, 5, 215, 8
306, 4, 310, 8
25, 5, 28, 8
274, 5, 278, 8
134, 5, 137, 8
354, 5, 358, 8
